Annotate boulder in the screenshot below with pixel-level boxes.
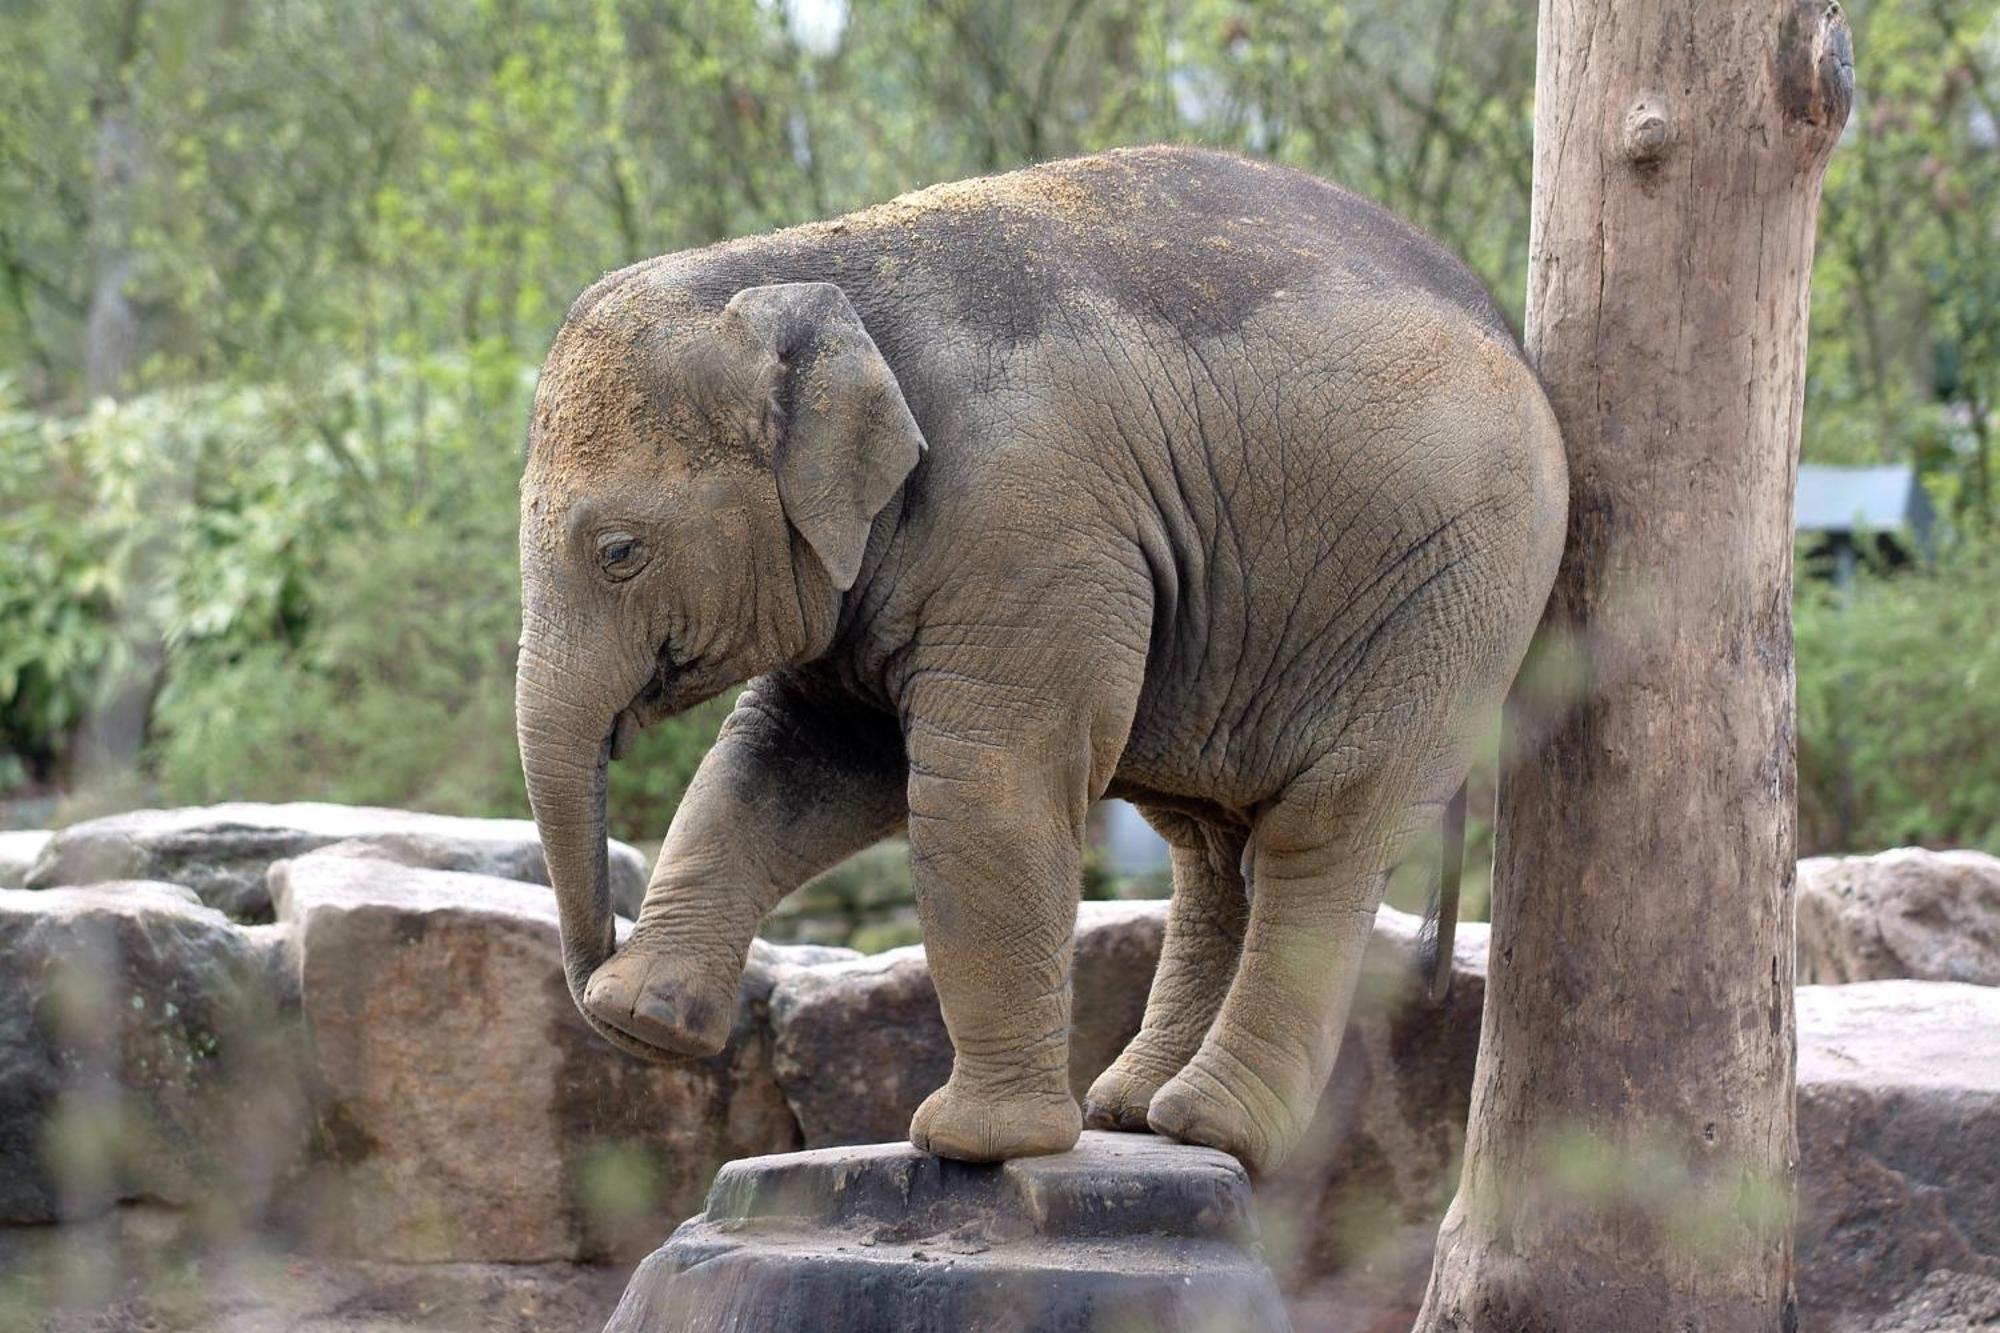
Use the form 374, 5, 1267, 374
768, 897, 1487, 1327
0, 829, 50, 888
1798, 848, 2000, 986
0, 882, 310, 1224
767, 944, 947, 1147
606, 1132, 1288, 1333
768, 899, 1167, 1146
1840, 1269, 2000, 1333
1798, 980, 2000, 1330
25, 802, 651, 922
1264, 906, 1488, 1329
271, 850, 848, 1264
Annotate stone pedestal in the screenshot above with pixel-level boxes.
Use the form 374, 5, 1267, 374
604, 1131, 1290, 1332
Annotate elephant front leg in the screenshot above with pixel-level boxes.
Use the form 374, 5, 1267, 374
900, 712, 1100, 1162
583, 676, 906, 1057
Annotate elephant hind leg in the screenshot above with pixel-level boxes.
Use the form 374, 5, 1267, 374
1084, 809, 1248, 1132
1147, 759, 1443, 1176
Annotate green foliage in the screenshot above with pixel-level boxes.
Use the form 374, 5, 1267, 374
758, 838, 1170, 953
0, 353, 727, 840
1796, 533, 2000, 854
768, 839, 922, 952
150, 509, 527, 819
1, 376, 331, 776
1805, 0, 2000, 520
0, 0, 1995, 860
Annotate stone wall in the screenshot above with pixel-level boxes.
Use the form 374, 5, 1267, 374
4, 808, 1997, 1332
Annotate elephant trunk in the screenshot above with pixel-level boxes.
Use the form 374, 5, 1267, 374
516, 641, 663, 1061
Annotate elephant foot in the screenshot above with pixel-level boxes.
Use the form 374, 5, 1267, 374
908, 1074, 1081, 1163
1146, 1055, 1299, 1177
582, 950, 736, 1058
1082, 1038, 1185, 1133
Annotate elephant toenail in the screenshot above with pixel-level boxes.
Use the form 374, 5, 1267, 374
636, 992, 680, 1029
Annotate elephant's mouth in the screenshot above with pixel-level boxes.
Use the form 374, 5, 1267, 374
609, 645, 680, 761
610, 678, 735, 758
607, 640, 735, 760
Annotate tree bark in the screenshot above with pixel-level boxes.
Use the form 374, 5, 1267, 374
1416, 1, 1851, 1329
70, 0, 160, 792
84, 0, 147, 403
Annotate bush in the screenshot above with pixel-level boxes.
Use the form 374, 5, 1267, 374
150, 518, 528, 819
1795, 533, 2000, 855
0, 378, 337, 790
0, 364, 722, 843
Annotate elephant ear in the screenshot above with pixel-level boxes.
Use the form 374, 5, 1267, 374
719, 283, 926, 591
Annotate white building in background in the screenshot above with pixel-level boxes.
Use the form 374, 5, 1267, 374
1095, 800, 1169, 876
1795, 463, 1935, 584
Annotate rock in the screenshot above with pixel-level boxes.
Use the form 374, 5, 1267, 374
1799, 848, 2000, 986
767, 946, 945, 1146
768, 897, 1486, 1327
768, 899, 1166, 1147
270, 850, 842, 1264
604, 1131, 1289, 1333
1063, 899, 1170, 1095
25, 802, 651, 922
1798, 980, 2000, 1330
1836, 1268, 2000, 1333
1264, 906, 1488, 1329
0, 830, 51, 888
0, 882, 310, 1224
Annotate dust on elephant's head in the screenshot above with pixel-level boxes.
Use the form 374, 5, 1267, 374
513, 276, 928, 1062
518, 278, 927, 735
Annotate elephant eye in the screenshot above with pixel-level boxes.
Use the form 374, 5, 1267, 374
596, 532, 645, 581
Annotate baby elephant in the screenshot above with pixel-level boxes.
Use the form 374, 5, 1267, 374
515, 146, 1565, 1175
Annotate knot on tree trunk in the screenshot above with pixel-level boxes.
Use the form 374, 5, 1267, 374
1776, 0, 1854, 152
1622, 96, 1672, 167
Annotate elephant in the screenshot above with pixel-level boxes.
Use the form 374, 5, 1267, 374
515, 145, 1566, 1176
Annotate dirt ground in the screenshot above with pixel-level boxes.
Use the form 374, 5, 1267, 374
10, 1206, 1992, 1332
23, 1261, 628, 1333
0, 1209, 630, 1333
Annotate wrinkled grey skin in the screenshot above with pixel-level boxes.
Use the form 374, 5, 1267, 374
516, 146, 1565, 1174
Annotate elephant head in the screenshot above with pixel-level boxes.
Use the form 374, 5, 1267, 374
515, 278, 924, 1058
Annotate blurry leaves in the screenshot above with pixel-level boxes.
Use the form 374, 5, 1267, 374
0, 0, 1545, 408
1796, 530, 2000, 854
1453, 1120, 1796, 1265
574, 1140, 663, 1230
605, 693, 738, 842
1805, 0, 2000, 523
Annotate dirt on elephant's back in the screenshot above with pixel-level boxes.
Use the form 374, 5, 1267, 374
795, 153, 1139, 240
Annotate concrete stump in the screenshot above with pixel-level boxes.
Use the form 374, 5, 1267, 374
604, 1131, 1290, 1333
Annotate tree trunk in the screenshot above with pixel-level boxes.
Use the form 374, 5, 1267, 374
84, 107, 139, 403
70, 0, 159, 793
84, 0, 147, 403
1416, 1, 1851, 1329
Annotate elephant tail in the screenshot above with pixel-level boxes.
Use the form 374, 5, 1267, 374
1417, 782, 1468, 1006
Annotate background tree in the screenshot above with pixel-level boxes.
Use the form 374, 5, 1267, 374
0, 0, 1992, 865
